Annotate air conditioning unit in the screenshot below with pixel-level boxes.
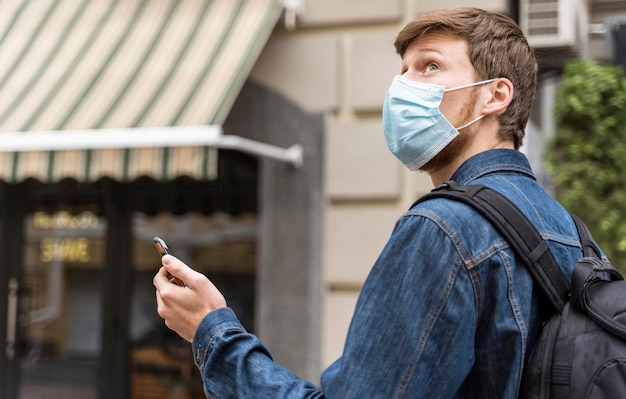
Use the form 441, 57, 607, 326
519, 0, 580, 49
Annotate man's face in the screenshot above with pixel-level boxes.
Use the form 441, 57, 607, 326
400, 31, 479, 128
400, 31, 482, 172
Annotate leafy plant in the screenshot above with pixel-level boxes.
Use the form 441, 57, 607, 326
545, 60, 626, 271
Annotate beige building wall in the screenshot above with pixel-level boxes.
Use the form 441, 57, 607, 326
250, 0, 626, 375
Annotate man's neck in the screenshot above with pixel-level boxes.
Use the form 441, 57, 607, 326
428, 141, 516, 187
429, 161, 464, 187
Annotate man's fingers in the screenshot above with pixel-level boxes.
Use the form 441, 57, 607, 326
155, 289, 165, 315
153, 266, 172, 289
153, 255, 226, 342
162, 254, 198, 287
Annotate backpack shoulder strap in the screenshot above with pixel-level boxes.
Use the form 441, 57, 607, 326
414, 181, 570, 312
569, 213, 602, 259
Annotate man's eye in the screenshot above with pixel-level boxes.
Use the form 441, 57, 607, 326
425, 63, 439, 72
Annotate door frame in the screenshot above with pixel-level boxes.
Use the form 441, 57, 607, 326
0, 180, 132, 399
0, 181, 26, 399
98, 179, 132, 398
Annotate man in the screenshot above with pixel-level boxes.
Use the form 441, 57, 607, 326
155, 7, 584, 398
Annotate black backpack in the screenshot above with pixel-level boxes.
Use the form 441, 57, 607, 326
416, 181, 626, 398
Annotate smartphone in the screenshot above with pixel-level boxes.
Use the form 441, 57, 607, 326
153, 237, 185, 286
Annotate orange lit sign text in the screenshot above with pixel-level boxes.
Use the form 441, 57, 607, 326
40, 238, 90, 263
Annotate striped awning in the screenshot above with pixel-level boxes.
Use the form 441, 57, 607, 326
0, 0, 284, 182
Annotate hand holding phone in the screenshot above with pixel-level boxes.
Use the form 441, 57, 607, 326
153, 237, 186, 286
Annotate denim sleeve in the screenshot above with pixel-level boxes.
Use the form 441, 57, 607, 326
320, 212, 478, 398
192, 307, 324, 399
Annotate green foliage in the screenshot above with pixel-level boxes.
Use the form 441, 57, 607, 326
545, 60, 626, 270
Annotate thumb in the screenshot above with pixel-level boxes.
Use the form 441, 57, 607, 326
162, 255, 195, 285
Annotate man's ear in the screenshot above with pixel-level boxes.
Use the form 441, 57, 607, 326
482, 78, 514, 115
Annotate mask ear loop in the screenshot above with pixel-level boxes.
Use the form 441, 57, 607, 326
444, 78, 497, 93
446, 78, 497, 130
456, 114, 486, 131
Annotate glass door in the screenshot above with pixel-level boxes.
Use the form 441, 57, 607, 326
128, 211, 257, 399
18, 209, 106, 399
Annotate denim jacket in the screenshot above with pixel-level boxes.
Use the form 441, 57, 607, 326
192, 149, 584, 398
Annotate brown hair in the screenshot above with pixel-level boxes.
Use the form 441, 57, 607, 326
394, 7, 537, 149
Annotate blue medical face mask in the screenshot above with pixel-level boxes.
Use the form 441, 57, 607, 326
382, 75, 496, 170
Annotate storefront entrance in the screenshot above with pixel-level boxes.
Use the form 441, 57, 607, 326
0, 151, 258, 399
19, 208, 106, 399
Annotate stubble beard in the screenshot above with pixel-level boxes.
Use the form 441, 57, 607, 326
420, 88, 480, 174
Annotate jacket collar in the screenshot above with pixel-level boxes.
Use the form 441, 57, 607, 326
450, 149, 536, 185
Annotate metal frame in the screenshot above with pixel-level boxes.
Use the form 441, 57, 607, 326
0, 126, 303, 168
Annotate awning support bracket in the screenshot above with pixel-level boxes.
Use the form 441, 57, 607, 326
218, 135, 302, 168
